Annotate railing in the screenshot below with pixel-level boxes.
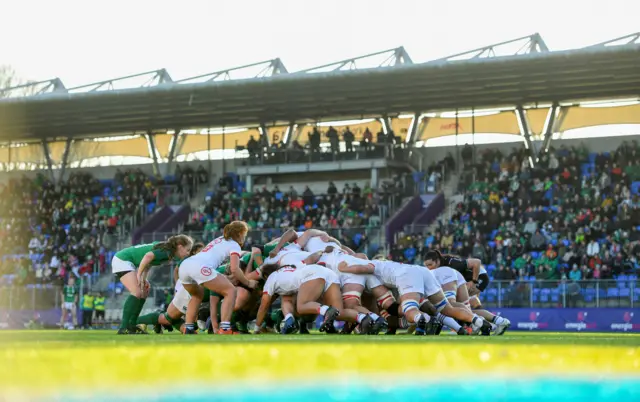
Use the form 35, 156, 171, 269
481, 280, 638, 309
238, 143, 409, 166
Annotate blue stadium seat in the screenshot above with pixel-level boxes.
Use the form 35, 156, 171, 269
530, 251, 540, 259
353, 233, 363, 247
631, 181, 640, 195
607, 288, 620, 298
488, 241, 496, 248
487, 264, 496, 272
146, 203, 156, 214
620, 288, 631, 298
551, 288, 560, 303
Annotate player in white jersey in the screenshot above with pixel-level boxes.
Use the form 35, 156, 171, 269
321, 250, 398, 334
179, 221, 254, 335
339, 259, 487, 335
422, 265, 474, 335
424, 253, 510, 336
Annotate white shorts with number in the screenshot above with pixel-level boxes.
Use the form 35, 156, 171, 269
339, 273, 383, 290
179, 258, 219, 285
63, 302, 75, 310
111, 256, 136, 274
297, 265, 340, 292
171, 284, 191, 314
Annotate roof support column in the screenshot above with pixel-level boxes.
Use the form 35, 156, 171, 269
287, 124, 305, 149
165, 130, 184, 177
539, 103, 559, 157
146, 132, 161, 177
405, 113, 421, 147
58, 138, 73, 184
41, 140, 55, 183
516, 106, 537, 168
282, 123, 295, 148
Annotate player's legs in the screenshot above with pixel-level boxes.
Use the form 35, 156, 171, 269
428, 290, 485, 333
397, 292, 430, 331
202, 276, 237, 334
469, 295, 510, 335
71, 305, 78, 327
182, 283, 204, 333
296, 278, 326, 316
118, 270, 146, 333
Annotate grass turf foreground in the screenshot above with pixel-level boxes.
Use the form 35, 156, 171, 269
0, 331, 639, 401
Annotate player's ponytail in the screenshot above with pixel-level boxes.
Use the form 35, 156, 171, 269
259, 263, 279, 279
223, 221, 249, 245
190, 242, 205, 256
153, 234, 193, 258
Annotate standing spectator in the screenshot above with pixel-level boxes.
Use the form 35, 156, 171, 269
587, 239, 600, 257
81, 291, 95, 329
343, 127, 355, 153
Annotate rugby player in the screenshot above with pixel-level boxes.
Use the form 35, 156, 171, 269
112, 235, 193, 334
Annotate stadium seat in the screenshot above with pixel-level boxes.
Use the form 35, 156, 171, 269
488, 241, 496, 248
619, 288, 631, 298
530, 251, 540, 259
551, 288, 560, 303
607, 288, 620, 298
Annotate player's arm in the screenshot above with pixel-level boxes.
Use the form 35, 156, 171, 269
270, 229, 298, 257
338, 261, 374, 274
341, 245, 355, 255
466, 258, 482, 282
255, 293, 277, 332
230, 253, 257, 289
137, 252, 156, 286
209, 294, 221, 333
296, 229, 327, 248
303, 251, 324, 265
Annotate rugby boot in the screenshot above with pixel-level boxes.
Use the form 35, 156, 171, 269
369, 316, 388, 335
457, 326, 470, 335
357, 315, 374, 335
217, 328, 235, 335
281, 316, 298, 335
480, 320, 492, 336
494, 318, 511, 336
299, 319, 310, 334
414, 315, 428, 335
319, 307, 340, 333
340, 321, 357, 334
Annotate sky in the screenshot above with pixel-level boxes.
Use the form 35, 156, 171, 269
2, 0, 639, 87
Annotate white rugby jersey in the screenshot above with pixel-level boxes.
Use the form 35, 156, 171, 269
371, 260, 405, 288
262, 266, 300, 296
188, 236, 241, 269
322, 250, 371, 274
302, 232, 342, 254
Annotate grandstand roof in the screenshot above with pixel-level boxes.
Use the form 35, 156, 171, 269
1, 39, 639, 142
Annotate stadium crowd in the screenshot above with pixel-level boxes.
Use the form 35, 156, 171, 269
0, 169, 159, 286
181, 178, 408, 257
394, 141, 640, 282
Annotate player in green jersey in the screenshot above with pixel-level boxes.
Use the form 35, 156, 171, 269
59, 276, 78, 329
137, 243, 205, 334
111, 234, 193, 335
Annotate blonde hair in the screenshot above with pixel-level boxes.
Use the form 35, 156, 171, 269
223, 221, 249, 245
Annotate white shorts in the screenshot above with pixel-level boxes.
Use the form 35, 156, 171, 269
280, 251, 310, 267
433, 266, 466, 288
394, 265, 425, 297
171, 286, 191, 314
63, 302, 75, 310
340, 273, 383, 290
112, 256, 136, 274
179, 258, 219, 285
417, 267, 444, 298
297, 265, 340, 292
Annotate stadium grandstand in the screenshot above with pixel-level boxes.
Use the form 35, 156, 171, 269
1, 30, 640, 330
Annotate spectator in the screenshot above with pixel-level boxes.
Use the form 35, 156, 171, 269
569, 264, 582, 281
343, 127, 355, 153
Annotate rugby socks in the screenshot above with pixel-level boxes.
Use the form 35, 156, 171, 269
172, 318, 185, 331
129, 297, 147, 328
492, 316, 506, 325
184, 323, 196, 332
284, 313, 294, 321
437, 313, 462, 332
137, 311, 160, 325
369, 313, 380, 321
318, 305, 330, 316
120, 295, 138, 329
220, 321, 231, 330
356, 313, 367, 324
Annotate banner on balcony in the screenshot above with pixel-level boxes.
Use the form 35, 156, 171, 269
491, 308, 640, 332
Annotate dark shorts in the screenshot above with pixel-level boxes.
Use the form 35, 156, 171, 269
95, 310, 105, 319
476, 273, 490, 292
114, 271, 131, 280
